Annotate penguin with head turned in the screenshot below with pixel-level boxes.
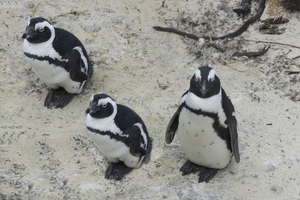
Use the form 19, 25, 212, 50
22, 17, 93, 108
166, 66, 240, 183
85, 93, 152, 180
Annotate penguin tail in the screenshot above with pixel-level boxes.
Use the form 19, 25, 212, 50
88, 60, 94, 80
143, 137, 153, 164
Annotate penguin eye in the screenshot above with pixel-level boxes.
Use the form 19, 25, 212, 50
195, 77, 201, 82
102, 103, 107, 108
39, 28, 44, 32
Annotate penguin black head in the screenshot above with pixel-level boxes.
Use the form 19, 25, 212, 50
189, 66, 221, 98
86, 93, 116, 119
22, 17, 53, 44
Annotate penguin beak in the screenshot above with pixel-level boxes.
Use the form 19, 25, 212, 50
86, 102, 99, 114
200, 80, 208, 97
22, 27, 36, 39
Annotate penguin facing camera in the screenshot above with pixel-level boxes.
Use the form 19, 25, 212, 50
22, 17, 93, 108
85, 93, 152, 180
165, 66, 240, 183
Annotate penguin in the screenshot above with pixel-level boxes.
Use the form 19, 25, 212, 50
165, 66, 240, 183
85, 93, 152, 180
22, 17, 93, 108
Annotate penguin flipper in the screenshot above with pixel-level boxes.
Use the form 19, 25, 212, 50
87, 60, 93, 80
227, 115, 240, 163
165, 108, 180, 144
44, 88, 75, 109
221, 88, 240, 163
105, 162, 133, 181
129, 126, 147, 158
68, 49, 89, 83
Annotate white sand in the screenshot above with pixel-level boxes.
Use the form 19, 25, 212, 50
0, 0, 299, 199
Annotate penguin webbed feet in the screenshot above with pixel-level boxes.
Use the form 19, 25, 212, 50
44, 88, 75, 109
180, 160, 218, 183
105, 162, 133, 181
198, 168, 218, 183
180, 160, 201, 175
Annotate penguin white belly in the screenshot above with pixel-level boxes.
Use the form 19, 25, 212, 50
88, 132, 129, 158
88, 132, 142, 168
26, 58, 83, 94
23, 40, 83, 94
177, 108, 232, 169
86, 115, 141, 168
26, 58, 68, 84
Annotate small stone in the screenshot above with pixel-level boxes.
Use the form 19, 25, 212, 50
264, 163, 275, 172
271, 185, 284, 194
49, 175, 57, 184
14, 180, 22, 188
284, 159, 294, 166
25, 2, 35, 8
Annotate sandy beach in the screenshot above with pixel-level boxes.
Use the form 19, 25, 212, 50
1, 0, 300, 199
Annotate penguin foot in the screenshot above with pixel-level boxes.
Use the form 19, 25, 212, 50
180, 160, 201, 176
198, 168, 218, 183
44, 88, 75, 109
180, 161, 219, 183
105, 162, 133, 181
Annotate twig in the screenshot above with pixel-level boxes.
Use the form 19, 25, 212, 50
262, 16, 289, 24
153, 26, 200, 40
32, 1, 58, 17
208, 43, 228, 53
154, 0, 267, 41
285, 71, 300, 75
292, 55, 300, 60
221, 48, 249, 72
245, 39, 300, 50
222, 56, 248, 72
232, 46, 270, 57
50, 10, 87, 19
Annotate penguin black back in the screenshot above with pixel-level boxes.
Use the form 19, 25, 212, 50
53, 28, 89, 60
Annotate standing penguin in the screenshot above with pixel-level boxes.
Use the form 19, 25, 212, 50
166, 66, 240, 183
85, 93, 152, 180
22, 17, 93, 108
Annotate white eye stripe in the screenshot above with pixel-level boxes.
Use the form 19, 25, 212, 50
195, 69, 201, 80
98, 100, 108, 106
97, 97, 114, 106
34, 21, 50, 31
208, 69, 218, 81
